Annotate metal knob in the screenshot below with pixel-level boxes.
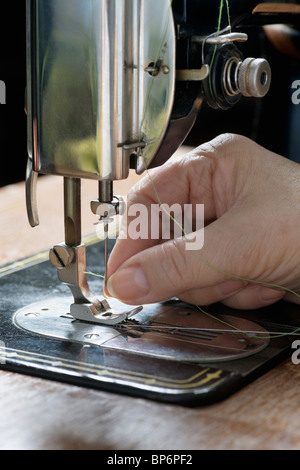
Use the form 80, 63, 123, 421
237, 57, 272, 98
223, 56, 271, 99
49, 244, 75, 269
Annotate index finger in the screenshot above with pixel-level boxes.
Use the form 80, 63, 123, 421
107, 151, 217, 277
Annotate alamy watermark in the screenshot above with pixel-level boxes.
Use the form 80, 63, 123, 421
0, 81, 5, 104
95, 200, 205, 251
291, 80, 300, 105
0, 340, 6, 364
291, 340, 300, 364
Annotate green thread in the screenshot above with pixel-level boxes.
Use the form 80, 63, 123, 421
225, 0, 232, 29
85, 271, 104, 279
208, 0, 232, 99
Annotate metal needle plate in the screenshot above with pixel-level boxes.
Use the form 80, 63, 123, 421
14, 297, 270, 363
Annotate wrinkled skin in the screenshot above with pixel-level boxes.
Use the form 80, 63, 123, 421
106, 134, 300, 310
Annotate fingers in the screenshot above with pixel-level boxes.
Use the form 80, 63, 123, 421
108, 152, 216, 276
106, 135, 260, 304
108, 133, 264, 278
108, 139, 226, 277
178, 282, 285, 310
105, 133, 298, 307
177, 279, 249, 306
106, 218, 241, 305
221, 284, 285, 310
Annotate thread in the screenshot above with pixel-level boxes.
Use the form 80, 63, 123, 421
209, 0, 232, 99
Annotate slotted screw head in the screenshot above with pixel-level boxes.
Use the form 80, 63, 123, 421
49, 244, 74, 269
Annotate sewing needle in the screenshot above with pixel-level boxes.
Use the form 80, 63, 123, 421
104, 222, 108, 292
98, 180, 113, 295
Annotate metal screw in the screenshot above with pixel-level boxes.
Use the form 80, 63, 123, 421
84, 334, 100, 339
145, 62, 170, 76
49, 244, 74, 269
162, 65, 170, 74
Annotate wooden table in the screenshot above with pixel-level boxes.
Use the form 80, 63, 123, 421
1, 154, 300, 451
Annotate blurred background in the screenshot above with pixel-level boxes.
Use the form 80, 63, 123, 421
0, 2, 27, 186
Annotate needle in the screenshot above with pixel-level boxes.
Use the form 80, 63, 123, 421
98, 180, 113, 295
104, 222, 108, 292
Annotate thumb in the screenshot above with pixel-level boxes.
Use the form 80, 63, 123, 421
106, 227, 231, 305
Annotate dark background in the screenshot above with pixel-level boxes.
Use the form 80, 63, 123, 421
0, 2, 27, 186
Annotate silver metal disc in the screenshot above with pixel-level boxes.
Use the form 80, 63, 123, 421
14, 297, 270, 363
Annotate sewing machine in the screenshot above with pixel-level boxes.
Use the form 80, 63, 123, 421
1, 0, 300, 406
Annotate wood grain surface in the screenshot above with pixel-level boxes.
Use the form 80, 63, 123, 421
1, 149, 300, 450
253, 3, 300, 14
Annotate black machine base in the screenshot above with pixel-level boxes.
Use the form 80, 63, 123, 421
0, 240, 299, 407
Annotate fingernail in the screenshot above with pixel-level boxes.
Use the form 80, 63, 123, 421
107, 267, 150, 301
259, 287, 284, 302
103, 286, 112, 299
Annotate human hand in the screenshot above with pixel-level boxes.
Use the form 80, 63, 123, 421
106, 134, 300, 310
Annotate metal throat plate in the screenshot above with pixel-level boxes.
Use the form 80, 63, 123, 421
13, 297, 270, 364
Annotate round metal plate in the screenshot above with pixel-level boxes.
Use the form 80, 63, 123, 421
14, 297, 270, 363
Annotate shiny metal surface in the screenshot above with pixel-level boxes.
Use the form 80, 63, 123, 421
27, 0, 175, 181
46, 175, 137, 325
98, 181, 114, 291
49, 244, 75, 269
176, 65, 210, 82
205, 32, 248, 45
223, 57, 272, 99
14, 298, 270, 363
50, 242, 141, 325
237, 58, 272, 98
25, 159, 39, 228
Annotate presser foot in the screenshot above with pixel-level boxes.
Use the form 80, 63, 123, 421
70, 298, 143, 326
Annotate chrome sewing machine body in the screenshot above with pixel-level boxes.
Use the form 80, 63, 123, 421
2, 0, 300, 405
